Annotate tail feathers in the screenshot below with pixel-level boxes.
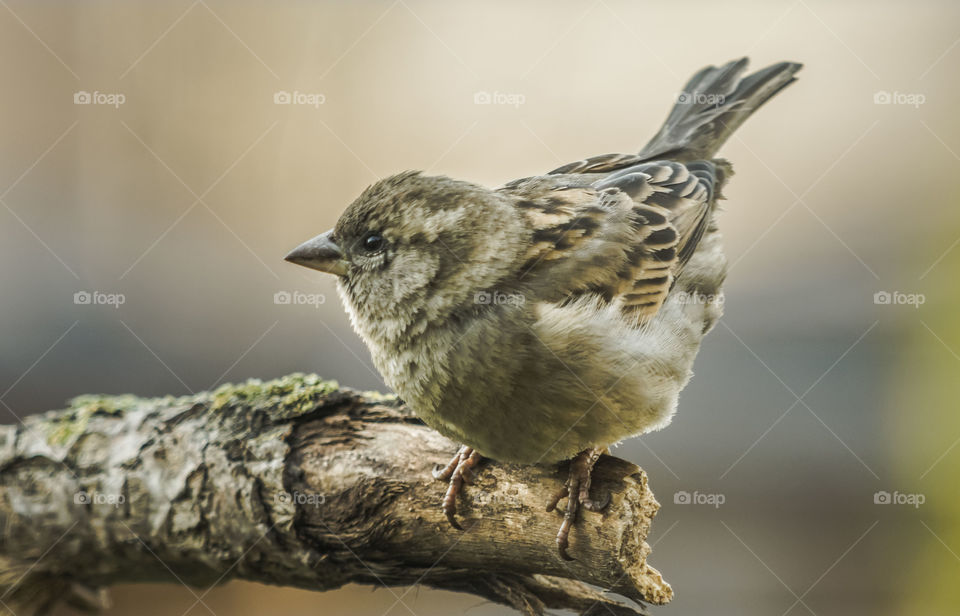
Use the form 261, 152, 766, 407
639, 58, 802, 162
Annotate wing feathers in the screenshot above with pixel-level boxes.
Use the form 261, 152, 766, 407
502, 159, 721, 324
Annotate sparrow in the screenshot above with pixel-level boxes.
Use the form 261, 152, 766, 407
285, 58, 801, 559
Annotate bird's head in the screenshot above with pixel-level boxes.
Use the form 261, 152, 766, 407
285, 171, 525, 339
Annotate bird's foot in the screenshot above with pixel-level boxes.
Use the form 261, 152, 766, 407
546, 447, 610, 561
432, 445, 483, 530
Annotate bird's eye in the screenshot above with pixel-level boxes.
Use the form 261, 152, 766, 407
362, 233, 385, 253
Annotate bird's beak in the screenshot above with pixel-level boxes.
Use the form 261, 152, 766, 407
284, 229, 348, 276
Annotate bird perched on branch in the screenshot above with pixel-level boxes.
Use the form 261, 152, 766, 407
285, 57, 801, 559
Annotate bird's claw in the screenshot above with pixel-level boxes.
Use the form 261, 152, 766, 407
547, 448, 608, 561
434, 445, 483, 530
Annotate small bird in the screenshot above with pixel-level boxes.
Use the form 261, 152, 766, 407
285, 58, 801, 559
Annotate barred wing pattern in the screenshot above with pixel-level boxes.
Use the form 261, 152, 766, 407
503, 158, 721, 323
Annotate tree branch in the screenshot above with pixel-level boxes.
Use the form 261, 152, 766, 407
0, 374, 672, 615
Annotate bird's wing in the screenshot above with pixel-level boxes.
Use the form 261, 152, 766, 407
547, 152, 647, 175
501, 153, 649, 190
501, 159, 721, 323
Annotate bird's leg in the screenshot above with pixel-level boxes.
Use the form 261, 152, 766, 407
432, 445, 483, 530
546, 447, 610, 560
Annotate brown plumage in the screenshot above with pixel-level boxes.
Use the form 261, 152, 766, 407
285, 58, 802, 559
505, 158, 724, 323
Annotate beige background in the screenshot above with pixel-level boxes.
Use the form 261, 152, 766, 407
1, 1, 959, 615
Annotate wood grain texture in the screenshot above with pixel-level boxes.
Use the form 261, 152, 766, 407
0, 374, 670, 615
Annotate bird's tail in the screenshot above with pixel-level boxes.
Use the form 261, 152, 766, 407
639, 58, 802, 162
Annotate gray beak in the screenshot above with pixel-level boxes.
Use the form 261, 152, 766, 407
284, 229, 348, 276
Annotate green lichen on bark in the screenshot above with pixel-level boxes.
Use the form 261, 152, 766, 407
0, 373, 663, 616
41, 374, 344, 451
208, 373, 341, 418
43, 394, 133, 447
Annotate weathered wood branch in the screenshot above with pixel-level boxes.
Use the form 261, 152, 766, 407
0, 374, 671, 615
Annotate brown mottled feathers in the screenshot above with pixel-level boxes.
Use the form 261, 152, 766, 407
547, 153, 647, 175
500, 158, 724, 323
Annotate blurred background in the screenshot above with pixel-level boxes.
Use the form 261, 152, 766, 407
1, 1, 958, 614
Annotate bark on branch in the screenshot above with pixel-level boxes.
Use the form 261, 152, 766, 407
0, 374, 672, 615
